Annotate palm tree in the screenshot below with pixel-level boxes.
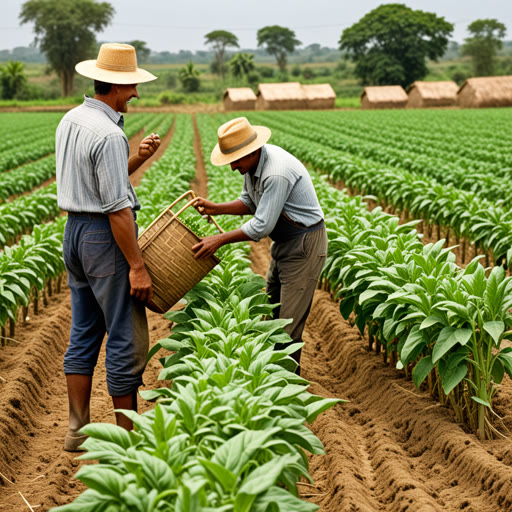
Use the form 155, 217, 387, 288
0, 60, 27, 99
178, 61, 200, 92
229, 53, 255, 81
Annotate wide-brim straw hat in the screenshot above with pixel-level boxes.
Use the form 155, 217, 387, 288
211, 117, 271, 166
75, 43, 157, 84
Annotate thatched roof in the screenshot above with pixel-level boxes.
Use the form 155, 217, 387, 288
223, 88, 257, 102
361, 86, 407, 109
256, 82, 308, 110
302, 83, 336, 101
407, 81, 458, 107
223, 87, 257, 111
457, 76, 512, 108
257, 82, 307, 101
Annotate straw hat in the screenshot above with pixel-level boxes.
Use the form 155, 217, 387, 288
211, 117, 271, 166
75, 43, 157, 84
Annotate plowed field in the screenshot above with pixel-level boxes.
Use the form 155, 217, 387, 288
1, 117, 511, 512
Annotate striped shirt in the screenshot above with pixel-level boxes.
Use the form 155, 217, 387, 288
56, 96, 140, 214
239, 144, 324, 242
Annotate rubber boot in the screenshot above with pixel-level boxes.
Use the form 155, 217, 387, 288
112, 391, 138, 430
64, 374, 92, 452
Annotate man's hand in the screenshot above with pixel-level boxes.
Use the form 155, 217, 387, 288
138, 133, 161, 160
193, 197, 218, 216
192, 234, 224, 260
129, 265, 153, 303
192, 229, 252, 260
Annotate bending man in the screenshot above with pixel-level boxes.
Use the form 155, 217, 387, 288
193, 117, 327, 375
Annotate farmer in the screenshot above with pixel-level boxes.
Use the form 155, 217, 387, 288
192, 117, 327, 375
55, 43, 160, 451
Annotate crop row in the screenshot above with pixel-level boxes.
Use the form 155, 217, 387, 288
246, 112, 512, 267
0, 154, 56, 202
206, 112, 512, 440
256, 111, 511, 207
0, 112, 175, 337
51, 113, 339, 512
0, 182, 59, 247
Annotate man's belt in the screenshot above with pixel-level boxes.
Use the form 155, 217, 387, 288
67, 211, 108, 219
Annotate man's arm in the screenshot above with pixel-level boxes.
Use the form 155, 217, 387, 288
194, 197, 252, 216
128, 133, 161, 175
108, 207, 153, 302
192, 228, 252, 260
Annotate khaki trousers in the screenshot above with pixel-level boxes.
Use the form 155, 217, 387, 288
266, 227, 328, 373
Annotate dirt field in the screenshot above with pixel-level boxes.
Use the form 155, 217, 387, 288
1, 119, 512, 512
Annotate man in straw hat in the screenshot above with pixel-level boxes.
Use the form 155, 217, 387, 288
193, 117, 327, 375
55, 43, 160, 451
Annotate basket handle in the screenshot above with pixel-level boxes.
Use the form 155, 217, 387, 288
138, 190, 224, 251
174, 198, 225, 234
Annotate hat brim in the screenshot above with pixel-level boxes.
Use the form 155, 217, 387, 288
75, 60, 157, 84
210, 126, 271, 166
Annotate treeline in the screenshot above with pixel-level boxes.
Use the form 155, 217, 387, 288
5, 42, 512, 66
1, 44, 343, 65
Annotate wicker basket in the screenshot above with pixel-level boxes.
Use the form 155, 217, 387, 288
138, 190, 223, 313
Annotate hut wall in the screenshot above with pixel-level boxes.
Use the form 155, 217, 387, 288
406, 88, 424, 108
223, 97, 255, 111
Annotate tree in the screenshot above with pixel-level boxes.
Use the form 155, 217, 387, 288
19, 0, 114, 97
126, 40, 150, 63
178, 62, 200, 92
0, 60, 28, 99
462, 19, 507, 76
339, 4, 453, 87
257, 25, 301, 72
229, 53, 255, 81
204, 30, 239, 80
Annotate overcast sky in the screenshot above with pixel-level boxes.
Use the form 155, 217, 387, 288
3, 0, 512, 53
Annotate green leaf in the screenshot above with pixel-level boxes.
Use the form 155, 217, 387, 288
306, 397, 345, 423
420, 315, 444, 330
199, 458, 236, 493
252, 486, 319, 512
412, 356, 435, 388
238, 457, 286, 496
472, 397, 491, 408
432, 327, 472, 364
483, 321, 505, 346
401, 325, 427, 365
75, 466, 126, 499
79, 423, 133, 450
440, 361, 467, 395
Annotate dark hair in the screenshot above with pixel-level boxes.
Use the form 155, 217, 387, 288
94, 80, 113, 95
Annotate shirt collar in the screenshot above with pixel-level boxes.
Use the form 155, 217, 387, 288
252, 145, 267, 180
83, 95, 124, 129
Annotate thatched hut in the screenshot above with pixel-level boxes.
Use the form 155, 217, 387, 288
360, 86, 408, 109
303, 84, 336, 109
457, 76, 512, 108
256, 82, 308, 110
406, 81, 458, 108
223, 88, 257, 111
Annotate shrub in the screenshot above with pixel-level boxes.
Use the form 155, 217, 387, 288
158, 91, 186, 104
258, 65, 275, 78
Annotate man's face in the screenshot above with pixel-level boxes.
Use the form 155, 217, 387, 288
115, 83, 139, 112
230, 149, 260, 175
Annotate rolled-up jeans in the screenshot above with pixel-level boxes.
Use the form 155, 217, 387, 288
62, 214, 149, 396
266, 227, 328, 371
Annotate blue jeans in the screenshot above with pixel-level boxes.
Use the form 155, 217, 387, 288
62, 214, 149, 396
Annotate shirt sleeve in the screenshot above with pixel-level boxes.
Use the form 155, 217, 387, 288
239, 186, 256, 213
241, 174, 293, 242
94, 133, 132, 213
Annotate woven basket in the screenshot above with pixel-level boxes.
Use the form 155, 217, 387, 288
138, 190, 222, 313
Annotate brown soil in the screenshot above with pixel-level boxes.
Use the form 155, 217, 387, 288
1, 119, 512, 512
